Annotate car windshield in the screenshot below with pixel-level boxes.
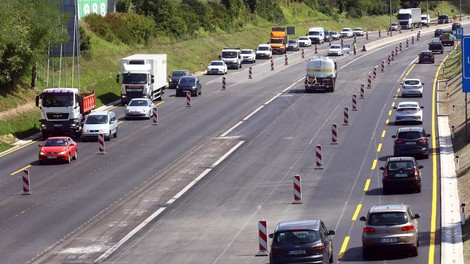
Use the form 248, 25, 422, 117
171, 71, 187, 77
258, 46, 269, 51
405, 80, 420, 85
308, 31, 320, 36
342, 28, 351, 32
179, 78, 196, 85
289, 40, 297, 44
44, 139, 68, 146
387, 161, 415, 170
397, 108, 419, 112
343, 44, 351, 49
85, 115, 108, 124
354, 28, 362, 31
122, 73, 147, 84
439, 15, 448, 19
129, 99, 149, 107
241, 50, 252, 54
42, 93, 74, 107
210, 61, 223, 66
331, 45, 341, 49
299, 37, 308, 40
270, 39, 284, 43
368, 212, 408, 226
397, 131, 423, 139
221, 51, 238, 58
275, 230, 319, 244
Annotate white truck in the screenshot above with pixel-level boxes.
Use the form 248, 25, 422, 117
397, 8, 421, 29
304, 57, 337, 93
117, 54, 167, 105
307, 27, 325, 44
35, 88, 96, 139
220, 48, 242, 69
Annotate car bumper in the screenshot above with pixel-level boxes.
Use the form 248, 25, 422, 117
402, 90, 423, 96
395, 116, 422, 124
270, 254, 325, 264
39, 154, 69, 162
383, 178, 421, 189
207, 69, 224, 74
81, 132, 110, 139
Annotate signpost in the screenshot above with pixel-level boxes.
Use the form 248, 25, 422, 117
456, 27, 463, 40
463, 35, 470, 141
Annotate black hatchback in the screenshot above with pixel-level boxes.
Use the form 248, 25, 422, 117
269, 220, 335, 264
393, 127, 430, 159
176, 76, 202, 97
418, 51, 434, 64
380, 157, 423, 194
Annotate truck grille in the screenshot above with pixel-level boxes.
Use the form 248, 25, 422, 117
46, 113, 69, 119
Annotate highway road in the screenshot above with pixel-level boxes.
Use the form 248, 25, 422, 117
0, 22, 462, 264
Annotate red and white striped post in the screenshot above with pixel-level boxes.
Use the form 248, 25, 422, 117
284, 54, 288, 65
461, 203, 466, 225
186, 91, 191, 107
152, 106, 158, 125
255, 220, 269, 256
98, 133, 105, 154
331, 123, 338, 144
315, 144, 323, 169
378, 29, 381, 37
412, 36, 415, 44
395, 46, 398, 56
417, 31, 421, 41
343, 107, 349, 126
340, 38, 343, 47
22, 169, 31, 195
248, 66, 253, 79
391, 50, 395, 61
293, 175, 302, 204
360, 84, 365, 99
270, 59, 274, 71
315, 44, 318, 54
301, 48, 305, 58
367, 74, 372, 89
222, 76, 226, 90
406, 38, 409, 48
352, 94, 358, 111
455, 155, 460, 171
399, 42, 402, 52
373, 66, 377, 79
388, 55, 391, 65
381, 60, 385, 73
366, 32, 369, 40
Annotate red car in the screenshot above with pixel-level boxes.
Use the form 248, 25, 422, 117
38, 136, 78, 164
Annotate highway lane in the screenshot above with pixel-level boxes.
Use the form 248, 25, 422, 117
100, 29, 451, 263
0, 23, 452, 263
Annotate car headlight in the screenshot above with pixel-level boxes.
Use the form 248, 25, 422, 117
99, 129, 108, 133
58, 151, 67, 155
82, 129, 89, 133
40, 151, 45, 155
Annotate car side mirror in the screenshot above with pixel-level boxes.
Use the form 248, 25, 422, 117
393, 106, 397, 109
400, 82, 403, 85
426, 134, 431, 137
269, 233, 274, 238
422, 83, 424, 85
414, 214, 420, 219
360, 216, 366, 221
392, 135, 397, 139
420, 106, 424, 109
419, 165, 424, 169
379, 167, 385, 170
328, 230, 335, 235
38, 144, 43, 147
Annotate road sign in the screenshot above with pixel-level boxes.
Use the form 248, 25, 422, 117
463, 36, 470, 92
456, 27, 464, 40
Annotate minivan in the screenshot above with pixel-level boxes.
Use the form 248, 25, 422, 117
307, 27, 325, 44
81, 111, 118, 141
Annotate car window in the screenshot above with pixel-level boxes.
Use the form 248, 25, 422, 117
388, 161, 415, 170
210, 61, 223, 66
171, 71, 187, 77
129, 100, 148, 106
275, 230, 320, 244
180, 78, 196, 85
405, 80, 420, 85
86, 115, 108, 124
397, 131, 423, 139
45, 139, 68, 146
368, 212, 408, 225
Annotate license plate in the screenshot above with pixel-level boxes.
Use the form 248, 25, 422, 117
395, 173, 408, 177
288, 250, 306, 255
47, 156, 58, 159
405, 142, 416, 144
380, 237, 398, 243
54, 124, 63, 127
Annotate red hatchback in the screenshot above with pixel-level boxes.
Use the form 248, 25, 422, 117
38, 136, 78, 164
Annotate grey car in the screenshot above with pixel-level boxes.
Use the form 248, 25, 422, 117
125, 98, 155, 119
81, 111, 118, 141
176, 76, 202, 97
168, 70, 190, 89
360, 204, 420, 260
287, 39, 300, 51
393, 127, 430, 159
380, 156, 423, 194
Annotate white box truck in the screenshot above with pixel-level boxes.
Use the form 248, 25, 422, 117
117, 54, 167, 105
397, 8, 421, 29
307, 27, 325, 44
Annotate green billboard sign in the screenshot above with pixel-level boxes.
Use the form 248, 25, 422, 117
77, 0, 108, 19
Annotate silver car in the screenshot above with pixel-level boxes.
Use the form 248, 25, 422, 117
125, 98, 155, 119
360, 204, 420, 259
81, 111, 118, 141
401, 79, 423, 97
394, 101, 423, 124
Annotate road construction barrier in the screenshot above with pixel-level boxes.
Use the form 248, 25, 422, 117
352, 94, 357, 111
255, 220, 269, 256
22, 169, 31, 195
379, 30, 381, 37
417, 31, 421, 40
388, 55, 391, 65
343, 107, 349, 126
373, 66, 377, 79
315, 45, 318, 54
98, 133, 105, 153
452, 125, 455, 139
293, 175, 302, 204
367, 74, 372, 89
381, 60, 385, 72
285, 54, 288, 65
341, 38, 343, 47
412, 36, 414, 44
406, 39, 409, 48
399, 42, 402, 52
395, 46, 398, 56
366, 32, 368, 40
391, 50, 395, 61
354, 36, 357, 42
152, 107, 158, 125
249, 67, 253, 79
301, 48, 305, 58
315, 144, 323, 169
360, 84, 365, 99
461, 203, 466, 225
222, 76, 226, 90
271, 59, 274, 71
455, 155, 460, 171
331, 123, 338, 144
186, 91, 191, 107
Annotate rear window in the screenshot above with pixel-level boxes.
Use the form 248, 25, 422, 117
368, 212, 408, 226
387, 161, 415, 170
397, 131, 423, 139
274, 230, 320, 244
405, 80, 420, 85
439, 15, 448, 19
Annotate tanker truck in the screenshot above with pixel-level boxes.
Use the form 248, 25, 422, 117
35, 88, 96, 139
304, 57, 337, 93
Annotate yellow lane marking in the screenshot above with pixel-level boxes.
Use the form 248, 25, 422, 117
406, 63, 416, 76
391, 102, 395, 108
371, 159, 377, 170
0, 140, 37, 158
364, 179, 371, 191
388, 110, 392, 116
394, 94, 398, 99
352, 204, 363, 220
11, 165, 32, 176
381, 130, 386, 138
118, 121, 124, 125
385, 119, 389, 125
337, 236, 350, 260
397, 88, 400, 93
377, 143, 382, 152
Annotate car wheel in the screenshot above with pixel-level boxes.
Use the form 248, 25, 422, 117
66, 153, 71, 163
329, 252, 334, 263
114, 128, 118, 138
411, 246, 418, 257
416, 186, 421, 193
193, 91, 198, 97
73, 151, 78, 160
363, 247, 372, 260
423, 153, 429, 159
106, 131, 111, 141
199, 89, 202, 95
383, 186, 390, 195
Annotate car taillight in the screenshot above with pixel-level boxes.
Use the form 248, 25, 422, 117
311, 243, 325, 250
401, 225, 414, 231
418, 138, 427, 143
383, 169, 389, 179
271, 246, 283, 253
363, 226, 375, 233
415, 168, 419, 177
395, 139, 404, 144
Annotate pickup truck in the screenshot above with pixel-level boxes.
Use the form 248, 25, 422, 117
439, 33, 455, 46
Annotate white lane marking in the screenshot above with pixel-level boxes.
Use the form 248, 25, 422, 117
94, 207, 166, 263
220, 121, 243, 137
243, 105, 265, 121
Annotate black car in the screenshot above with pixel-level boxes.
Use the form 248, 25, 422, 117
418, 51, 434, 64
324, 30, 333, 42
380, 157, 423, 194
428, 40, 444, 54
434, 29, 443, 37
168, 70, 190, 89
393, 127, 430, 159
176, 76, 202, 97
438, 14, 449, 24
269, 220, 335, 264
452, 22, 462, 31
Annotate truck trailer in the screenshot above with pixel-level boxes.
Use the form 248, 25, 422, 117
117, 54, 167, 105
397, 8, 421, 29
270, 27, 288, 54
36, 88, 96, 139
304, 57, 337, 93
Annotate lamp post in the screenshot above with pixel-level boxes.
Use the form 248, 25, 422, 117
390, 0, 392, 36
426, 0, 429, 27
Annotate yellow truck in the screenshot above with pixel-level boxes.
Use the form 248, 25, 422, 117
270, 27, 288, 54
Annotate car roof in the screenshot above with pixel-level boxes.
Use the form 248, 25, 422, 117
275, 220, 321, 232
129, 98, 149, 101
341, 28, 352, 30
386, 156, 416, 162
397, 101, 419, 107
210, 60, 224, 63
89, 111, 110, 116
241, 49, 253, 51
397, 126, 425, 132
181, 75, 197, 80
46, 136, 70, 140
368, 204, 408, 213
404, 78, 421, 81
354, 28, 363, 30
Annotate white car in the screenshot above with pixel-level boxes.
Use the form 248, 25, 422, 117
394, 101, 423, 125
207, 60, 227, 75
298, 36, 312, 47
340, 28, 354, 38
82, 111, 118, 141
342, 44, 351, 54
328, 44, 343, 56
330, 31, 340, 40
353, 28, 364, 36
125, 98, 154, 119
241, 49, 256, 63
401, 79, 424, 97
255, 44, 273, 59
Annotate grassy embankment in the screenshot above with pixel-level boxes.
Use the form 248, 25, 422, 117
0, 1, 466, 152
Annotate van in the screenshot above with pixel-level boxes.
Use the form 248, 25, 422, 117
428, 39, 444, 54
307, 27, 325, 44
220, 48, 242, 69
81, 111, 118, 141
421, 14, 430, 26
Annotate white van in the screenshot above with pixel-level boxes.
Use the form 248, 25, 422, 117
307, 27, 325, 44
421, 14, 430, 26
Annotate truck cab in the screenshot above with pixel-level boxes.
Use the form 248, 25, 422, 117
307, 27, 325, 44
220, 48, 242, 69
270, 27, 288, 54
